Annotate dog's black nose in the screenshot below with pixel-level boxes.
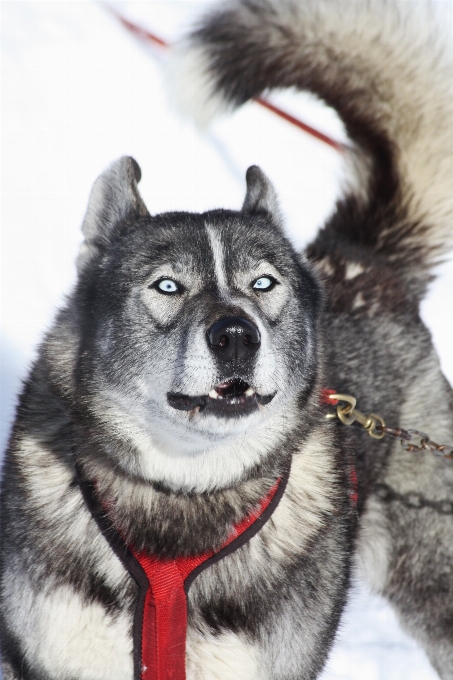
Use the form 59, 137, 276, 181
207, 316, 261, 363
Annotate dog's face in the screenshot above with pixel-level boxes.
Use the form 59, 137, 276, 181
74, 159, 320, 490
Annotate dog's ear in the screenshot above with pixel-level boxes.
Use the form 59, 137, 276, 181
242, 166, 283, 226
77, 157, 149, 273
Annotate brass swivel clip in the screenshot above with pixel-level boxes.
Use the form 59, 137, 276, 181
327, 393, 386, 439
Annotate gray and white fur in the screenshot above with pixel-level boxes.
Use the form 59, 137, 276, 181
169, 0, 453, 676
1, 1, 453, 679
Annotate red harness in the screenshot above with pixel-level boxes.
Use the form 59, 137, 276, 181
133, 479, 281, 680
321, 389, 359, 506
77, 389, 357, 680
78, 467, 288, 680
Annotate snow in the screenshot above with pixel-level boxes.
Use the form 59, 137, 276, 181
1, 2, 452, 678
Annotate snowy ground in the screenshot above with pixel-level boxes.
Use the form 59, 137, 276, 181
2, 2, 453, 678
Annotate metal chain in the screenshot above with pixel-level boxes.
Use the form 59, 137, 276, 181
375, 426, 453, 459
326, 393, 453, 515
326, 393, 453, 460
373, 483, 453, 515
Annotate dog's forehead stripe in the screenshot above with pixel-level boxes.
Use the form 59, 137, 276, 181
205, 223, 228, 291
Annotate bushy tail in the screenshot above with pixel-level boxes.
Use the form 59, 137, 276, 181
170, 0, 453, 298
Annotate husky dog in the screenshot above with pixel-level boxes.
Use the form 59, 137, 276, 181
1, 2, 453, 680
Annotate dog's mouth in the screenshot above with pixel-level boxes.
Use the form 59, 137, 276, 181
167, 379, 275, 418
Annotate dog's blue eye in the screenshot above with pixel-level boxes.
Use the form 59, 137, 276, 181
253, 276, 275, 291
156, 279, 179, 294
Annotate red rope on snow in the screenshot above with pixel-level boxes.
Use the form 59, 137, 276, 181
255, 98, 344, 152
105, 4, 168, 47
103, 4, 344, 152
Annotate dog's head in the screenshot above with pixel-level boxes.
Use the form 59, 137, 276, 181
71, 157, 321, 491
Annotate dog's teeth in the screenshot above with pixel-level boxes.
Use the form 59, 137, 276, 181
245, 387, 255, 397
209, 389, 224, 400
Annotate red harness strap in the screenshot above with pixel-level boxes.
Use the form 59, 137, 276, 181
131, 479, 280, 680
321, 388, 359, 507
77, 388, 355, 679
76, 465, 287, 680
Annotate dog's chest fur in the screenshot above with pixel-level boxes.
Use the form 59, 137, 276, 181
2, 422, 349, 679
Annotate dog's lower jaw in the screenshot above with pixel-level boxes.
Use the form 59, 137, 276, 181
91, 390, 303, 492
167, 387, 275, 419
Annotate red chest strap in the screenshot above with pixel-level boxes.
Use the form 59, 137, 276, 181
76, 464, 289, 680
133, 479, 281, 680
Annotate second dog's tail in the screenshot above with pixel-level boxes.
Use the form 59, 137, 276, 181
170, 0, 453, 299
